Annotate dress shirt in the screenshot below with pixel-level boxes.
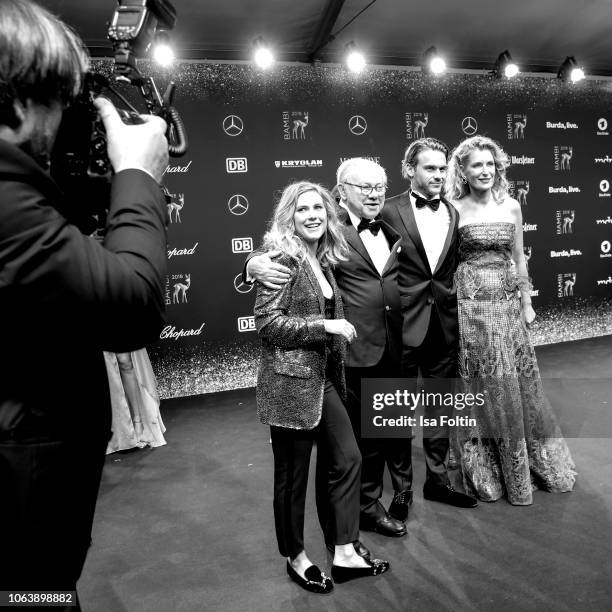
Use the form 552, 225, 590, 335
410, 191, 450, 273
343, 205, 391, 276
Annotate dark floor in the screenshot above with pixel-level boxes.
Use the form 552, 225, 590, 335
80, 335, 612, 612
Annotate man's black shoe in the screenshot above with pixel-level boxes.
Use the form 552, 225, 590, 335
423, 482, 478, 508
360, 513, 407, 537
388, 489, 413, 522
286, 562, 333, 594
331, 557, 390, 583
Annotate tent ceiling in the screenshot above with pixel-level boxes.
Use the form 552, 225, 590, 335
42, 0, 612, 76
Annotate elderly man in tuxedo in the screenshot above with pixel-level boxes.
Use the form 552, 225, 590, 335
383, 138, 477, 509
247, 158, 410, 538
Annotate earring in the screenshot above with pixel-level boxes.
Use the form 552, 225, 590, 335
460, 175, 467, 184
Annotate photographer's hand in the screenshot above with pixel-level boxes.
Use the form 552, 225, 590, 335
94, 97, 169, 183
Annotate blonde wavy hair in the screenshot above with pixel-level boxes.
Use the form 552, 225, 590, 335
445, 136, 510, 203
263, 181, 348, 266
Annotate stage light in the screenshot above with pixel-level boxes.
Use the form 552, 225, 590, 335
492, 50, 519, 78
557, 56, 585, 83
152, 31, 174, 67
422, 46, 446, 75
345, 41, 366, 73
253, 37, 275, 69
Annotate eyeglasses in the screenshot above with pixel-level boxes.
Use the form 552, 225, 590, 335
343, 182, 387, 196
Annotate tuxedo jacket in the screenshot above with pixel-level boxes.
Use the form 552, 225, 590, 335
255, 254, 346, 430
334, 207, 403, 369
0, 140, 168, 440
382, 190, 459, 348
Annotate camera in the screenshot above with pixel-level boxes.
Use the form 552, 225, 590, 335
50, 0, 187, 234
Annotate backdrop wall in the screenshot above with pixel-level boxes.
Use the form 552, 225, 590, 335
94, 61, 612, 398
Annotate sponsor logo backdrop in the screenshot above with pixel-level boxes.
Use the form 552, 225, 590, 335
93, 61, 612, 397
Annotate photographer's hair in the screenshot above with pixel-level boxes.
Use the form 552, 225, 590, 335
445, 135, 510, 203
336, 157, 388, 189
0, 0, 88, 126
263, 181, 348, 266
401, 138, 449, 182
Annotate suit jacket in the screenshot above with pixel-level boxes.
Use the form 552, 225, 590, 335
255, 254, 346, 430
334, 208, 403, 368
382, 190, 459, 348
0, 140, 167, 440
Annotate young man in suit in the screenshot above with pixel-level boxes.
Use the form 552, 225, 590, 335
247, 158, 410, 538
383, 138, 477, 509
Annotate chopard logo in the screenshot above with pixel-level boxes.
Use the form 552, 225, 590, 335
168, 243, 198, 259
164, 161, 192, 175
160, 323, 205, 341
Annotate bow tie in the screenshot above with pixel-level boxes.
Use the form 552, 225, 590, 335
413, 193, 441, 211
357, 216, 382, 235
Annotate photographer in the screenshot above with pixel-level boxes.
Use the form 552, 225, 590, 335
0, 0, 169, 596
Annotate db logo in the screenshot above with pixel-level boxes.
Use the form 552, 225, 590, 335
600, 180, 610, 193
237, 316, 256, 332
598, 118, 608, 131
232, 237, 253, 253
226, 157, 248, 173
602, 240, 611, 254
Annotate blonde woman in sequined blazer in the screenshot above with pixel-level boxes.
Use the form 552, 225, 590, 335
254, 181, 390, 594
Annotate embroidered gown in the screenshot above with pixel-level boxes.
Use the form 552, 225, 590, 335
453, 222, 576, 505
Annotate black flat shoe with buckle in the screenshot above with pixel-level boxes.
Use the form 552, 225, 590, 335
331, 557, 390, 583
286, 561, 333, 594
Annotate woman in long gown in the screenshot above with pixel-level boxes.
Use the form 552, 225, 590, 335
445, 136, 576, 505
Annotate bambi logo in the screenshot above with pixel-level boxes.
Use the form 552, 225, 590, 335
516, 181, 530, 206
523, 246, 532, 261
597, 118, 609, 135
167, 192, 184, 223
348, 115, 367, 135
556, 210, 575, 235
506, 114, 527, 139
557, 273, 576, 297
414, 113, 429, 138
288, 112, 309, 140
223, 115, 244, 136
172, 274, 191, 303
461, 116, 478, 136
553, 146, 573, 171
228, 194, 249, 215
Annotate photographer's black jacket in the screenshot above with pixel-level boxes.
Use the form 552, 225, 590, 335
0, 140, 168, 440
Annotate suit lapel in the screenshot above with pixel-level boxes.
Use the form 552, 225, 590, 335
381, 221, 401, 275
396, 192, 429, 268
433, 199, 457, 274
339, 209, 379, 274
302, 257, 325, 313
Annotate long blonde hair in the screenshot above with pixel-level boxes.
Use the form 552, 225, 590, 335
445, 136, 510, 203
262, 181, 348, 266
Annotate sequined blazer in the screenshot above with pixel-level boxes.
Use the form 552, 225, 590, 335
254, 254, 346, 430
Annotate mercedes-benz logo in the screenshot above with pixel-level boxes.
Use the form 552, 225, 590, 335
348, 115, 367, 136
461, 116, 478, 136
223, 115, 244, 136
234, 274, 253, 293
228, 194, 249, 216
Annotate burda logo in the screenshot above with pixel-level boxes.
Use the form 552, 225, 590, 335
226, 157, 248, 173
553, 146, 573, 171
507, 114, 527, 139
546, 121, 578, 129
596, 216, 612, 225
237, 316, 256, 332
231, 237, 253, 253
557, 273, 576, 297
550, 249, 582, 258
523, 222, 537, 232
556, 210, 575, 234
282, 111, 309, 140
405, 112, 429, 139
166, 192, 184, 223
274, 160, 323, 168
601, 240, 612, 258
511, 155, 535, 165
599, 180, 611, 198
549, 186, 581, 194
597, 118, 609, 136
168, 242, 198, 259
160, 322, 205, 341
597, 276, 612, 285
164, 160, 192, 175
